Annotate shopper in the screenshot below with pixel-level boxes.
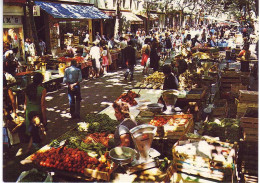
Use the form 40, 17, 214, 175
28, 39, 36, 57
82, 42, 89, 57
150, 40, 160, 72
112, 101, 137, 148
90, 42, 101, 78
165, 33, 172, 58
201, 29, 207, 43
3, 74, 17, 157
39, 39, 46, 56
119, 37, 127, 68
238, 43, 251, 72
63, 60, 83, 119
141, 38, 151, 74
191, 35, 201, 48
101, 45, 109, 74
124, 40, 136, 81
95, 32, 101, 42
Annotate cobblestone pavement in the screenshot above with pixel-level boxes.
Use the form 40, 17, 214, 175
3, 61, 149, 182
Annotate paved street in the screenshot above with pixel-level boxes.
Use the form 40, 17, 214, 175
3, 61, 147, 182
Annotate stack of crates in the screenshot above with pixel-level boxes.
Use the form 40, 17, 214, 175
220, 70, 241, 98
236, 90, 258, 118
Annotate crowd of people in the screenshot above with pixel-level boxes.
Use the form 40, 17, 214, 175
3, 21, 258, 158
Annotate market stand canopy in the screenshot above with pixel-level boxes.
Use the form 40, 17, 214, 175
35, 1, 110, 19
121, 12, 143, 24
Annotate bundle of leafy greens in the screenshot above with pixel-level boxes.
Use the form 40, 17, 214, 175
203, 118, 241, 143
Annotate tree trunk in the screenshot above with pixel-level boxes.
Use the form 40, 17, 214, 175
28, 0, 41, 56
114, 0, 121, 37
146, 2, 150, 33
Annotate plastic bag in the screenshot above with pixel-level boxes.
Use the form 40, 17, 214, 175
16, 168, 53, 182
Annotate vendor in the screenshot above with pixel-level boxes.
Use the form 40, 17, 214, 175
163, 64, 179, 90
173, 56, 188, 79
112, 101, 137, 148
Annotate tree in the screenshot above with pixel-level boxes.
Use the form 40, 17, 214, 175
27, 0, 41, 56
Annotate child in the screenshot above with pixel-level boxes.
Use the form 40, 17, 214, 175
102, 45, 109, 74
25, 111, 46, 154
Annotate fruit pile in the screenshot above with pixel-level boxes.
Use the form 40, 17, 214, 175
168, 118, 188, 126
149, 116, 169, 127
83, 132, 114, 148
116, 91, 139, 106
30, 147, 112, 173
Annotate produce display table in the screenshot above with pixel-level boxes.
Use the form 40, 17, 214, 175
99, 89, 163, 120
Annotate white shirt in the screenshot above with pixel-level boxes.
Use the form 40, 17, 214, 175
28, 43, 36, 56
90, 46, 101, 60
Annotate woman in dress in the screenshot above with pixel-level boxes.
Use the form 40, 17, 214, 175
102, 45, 109, 74
24, 72, 47, 153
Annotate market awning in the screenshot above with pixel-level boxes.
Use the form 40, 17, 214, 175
34, 1, 110, 19
121, 12, 143, 24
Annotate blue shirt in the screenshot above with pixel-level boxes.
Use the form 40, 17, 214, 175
63, 66, 82, 84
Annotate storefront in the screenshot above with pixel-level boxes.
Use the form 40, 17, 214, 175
3, 2, 25, 60
101, 10, 117, 39
34, 1, 109, 56
120, 11, 143, 33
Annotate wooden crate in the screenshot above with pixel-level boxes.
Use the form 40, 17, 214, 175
242, 128, 258, 142
172, 139, 236, 182
240, 117, 258, 128
231, 84, 248, 95
212, 99, 228, 116
240, 109, 258, 142
84, 165, 115, 181
186, 88, 206, 99
239, 90, 258, 103
235, 99, 258, 114
244, 174, 258, 183
173, 172, 221, 183
220, 78, 241, 83
221, 71, 241, 78
164, 115, 194, 139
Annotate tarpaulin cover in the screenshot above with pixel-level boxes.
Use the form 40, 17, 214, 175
35, 1, 110, 19
121, 12, 143, 23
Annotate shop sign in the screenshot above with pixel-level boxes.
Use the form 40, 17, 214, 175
26, 5, 41, 16
4, 0, 26, 3
103, 11, 116, 17
3, 16, 22, 25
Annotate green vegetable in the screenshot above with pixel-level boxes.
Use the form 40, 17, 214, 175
85, 114, 120, 133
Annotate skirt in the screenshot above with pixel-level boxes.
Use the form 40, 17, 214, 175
102, 56, 109, 66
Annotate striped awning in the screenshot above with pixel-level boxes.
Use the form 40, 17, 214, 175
35, 1, 110, 19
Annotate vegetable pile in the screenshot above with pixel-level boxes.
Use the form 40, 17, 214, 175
85, 114, 120, 133
203, 118, 241, 143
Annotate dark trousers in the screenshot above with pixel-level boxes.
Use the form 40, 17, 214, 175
68, 84, 81, 116
124, 65, 134, 79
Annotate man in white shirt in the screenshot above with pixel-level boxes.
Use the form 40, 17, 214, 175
89, 42, 101, 78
